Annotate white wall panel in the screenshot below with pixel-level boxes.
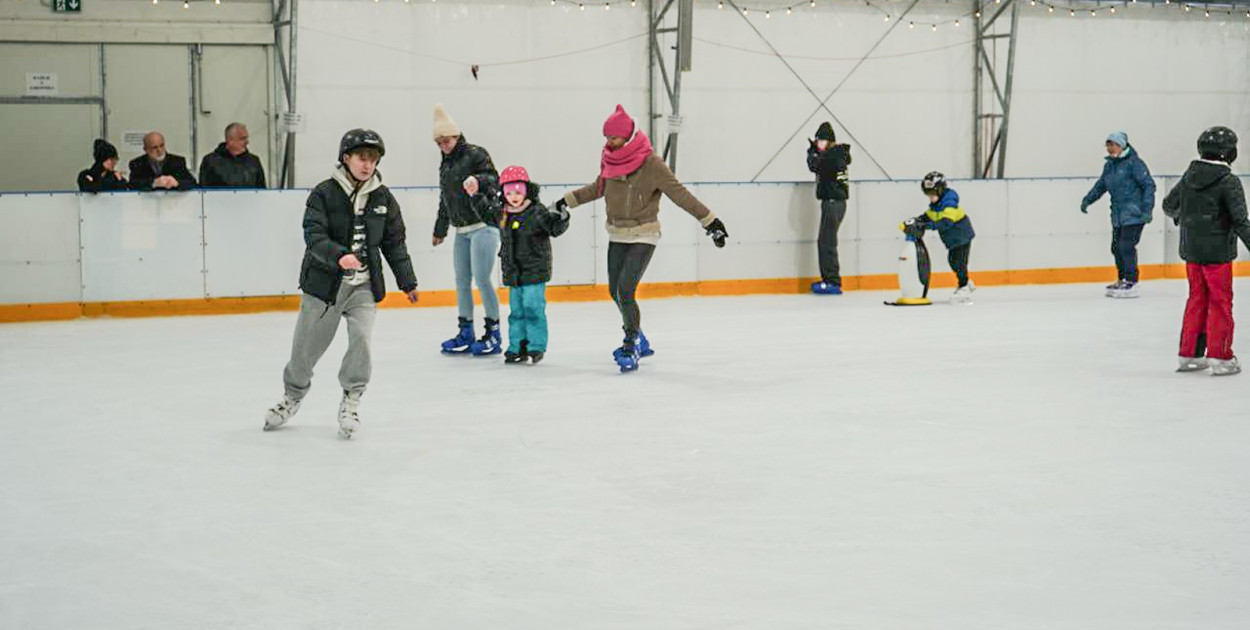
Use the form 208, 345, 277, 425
80, 192, 204, 302
203, 190, 304, 297
0, 193, 83, 304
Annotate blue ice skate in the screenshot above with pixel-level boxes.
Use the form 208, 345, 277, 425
470, 318, 503, 356
811, 281, 842, 295
614, 334, 642, 373
441, 318, 474, 354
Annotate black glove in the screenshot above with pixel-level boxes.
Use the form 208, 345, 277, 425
554, 198, 568, 213
705, 218, 728, 248
554, 205, 570, 222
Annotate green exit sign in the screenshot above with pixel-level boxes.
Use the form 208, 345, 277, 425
53, 0, 82, 12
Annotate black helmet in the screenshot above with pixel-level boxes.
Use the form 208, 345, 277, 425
339, 128, 386, 162
1197, 126, 1238, 164
921, 171, 947, 194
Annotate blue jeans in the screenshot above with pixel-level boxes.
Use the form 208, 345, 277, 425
507, 283, 548, 353
453, 227, 501, 320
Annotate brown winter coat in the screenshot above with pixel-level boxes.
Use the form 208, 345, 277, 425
563, 154, 716, 241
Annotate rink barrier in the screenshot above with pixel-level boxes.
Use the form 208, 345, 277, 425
3, 178, 1250, 323
7, 262, 1250, 323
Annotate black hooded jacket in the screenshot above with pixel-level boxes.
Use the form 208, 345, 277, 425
434, 137, 502, 238
199, 143, 266, 189
1163, 160, 1250, 264
499, 183, 570, 287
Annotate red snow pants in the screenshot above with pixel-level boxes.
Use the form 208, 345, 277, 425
1179, 262, 1235, 360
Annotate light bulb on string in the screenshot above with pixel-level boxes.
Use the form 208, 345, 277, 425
883, 13, 890, 21
1184, 4, 1190, 11
1029, 0, 1035, 5
1047, 5, 1054, 13
604, 2, 610, 10
1090, 10, 1096, 16
786, 7, 792, 14
742, 7, 748, 15
579, 2, 585, 9
717, 1, 723, 8
974, 10, 980, 17
908, 21, 914, 28
810, 0, 816, 6
766, 10, 770, 18
183, 0, 189, 8
631, 0, 636, 6
930, 23, 937, 31
152, 0, 157, 5
1109, 6, 1115, 14
1069, 8, 1075, 15
954, 18, 959, 26
1204, 8, 1210, 16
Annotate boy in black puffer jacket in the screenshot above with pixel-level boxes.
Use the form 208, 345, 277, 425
1163, 126, 1250, 376
498, 166, 570, 364
263, 129, 419, 438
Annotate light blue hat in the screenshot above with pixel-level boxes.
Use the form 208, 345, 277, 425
1106, 131, 1129, 149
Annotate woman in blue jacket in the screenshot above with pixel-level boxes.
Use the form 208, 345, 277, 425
1081, 131, 1156, 298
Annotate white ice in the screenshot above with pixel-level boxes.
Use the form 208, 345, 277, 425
2, 280, 1249, 629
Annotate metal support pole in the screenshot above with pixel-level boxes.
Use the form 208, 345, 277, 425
647, 0, 655, 141
99, 43, 108, 141
973, 0, 1019, 179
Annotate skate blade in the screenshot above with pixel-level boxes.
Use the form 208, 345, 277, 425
442, 348, 472, 355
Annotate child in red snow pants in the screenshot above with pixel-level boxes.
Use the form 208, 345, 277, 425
1180, 262, 1235, 360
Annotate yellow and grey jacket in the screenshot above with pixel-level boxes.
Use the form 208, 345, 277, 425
921, 188, 975, 248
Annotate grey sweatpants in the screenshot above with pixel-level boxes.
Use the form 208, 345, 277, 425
817, 198, 847, 284
453, 227, 501, 321
282, 282, 377, 401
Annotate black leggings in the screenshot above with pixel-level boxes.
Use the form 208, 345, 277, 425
1112, 224, 1145, 283
607, 242, 656, 336
947, 243, 971, 288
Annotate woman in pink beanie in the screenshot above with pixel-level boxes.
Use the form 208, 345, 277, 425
556, 105, 729, 373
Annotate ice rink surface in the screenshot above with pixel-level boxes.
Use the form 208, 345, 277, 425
3, 280, 1249, 630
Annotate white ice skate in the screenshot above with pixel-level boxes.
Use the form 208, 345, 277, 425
1209, 357, 1241, 376
338, 391, 362, 439
1109, 282, 1140, 299
1176, 356, 1209, 373
950, 281, 976, 305
1105, 280, 1125, 297
263, 394, 301, 431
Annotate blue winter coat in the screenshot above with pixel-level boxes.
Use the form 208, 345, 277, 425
1082, 147, 1156, 227
922, 188, 975, 249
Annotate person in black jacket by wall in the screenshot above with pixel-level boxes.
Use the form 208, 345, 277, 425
199, 123, 266, 189
128, 131, 197, 191
262, 129, 419, 439
77, 139, 129, 193
1164, 126, 1250, 376
807, 122, 852, 294
497, 165, 570, 365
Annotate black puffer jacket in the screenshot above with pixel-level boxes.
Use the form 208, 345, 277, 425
807, 143, 852, 201
199, 143, 266, 189
299, 168, 418, 304
1163, 160, 1250, 264
433, 136, 501, 238
77, 163, 129, 192
499, 186, 569, 287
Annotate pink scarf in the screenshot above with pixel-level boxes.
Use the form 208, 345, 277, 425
599, 130, 654, 191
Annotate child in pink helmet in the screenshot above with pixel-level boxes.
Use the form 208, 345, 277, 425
498, 165, 570, 364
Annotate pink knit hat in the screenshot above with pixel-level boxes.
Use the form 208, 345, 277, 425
602, 105, 635, 138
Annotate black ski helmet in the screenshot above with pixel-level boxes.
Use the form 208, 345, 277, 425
921, 171, 947, 194
339, 128, 386, 162
1197, 126, 1238, 164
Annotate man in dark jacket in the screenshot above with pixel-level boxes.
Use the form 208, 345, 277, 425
77, 139, 129, 192
199, 123, 266, 189
807, 122, 852, 294
128, 131, 197, 191
263, 128, 419, 439
431, 103, 505, 356
1163, 126, 1250, 376
1081, 131, 1156, 297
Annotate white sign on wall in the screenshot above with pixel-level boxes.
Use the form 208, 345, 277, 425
121, 131, 148, 155
25, 73, 59, 96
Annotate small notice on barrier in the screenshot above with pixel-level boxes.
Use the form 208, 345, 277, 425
667, 114, 684, 133
25, 73, 59, 96
280, 112, 306, 134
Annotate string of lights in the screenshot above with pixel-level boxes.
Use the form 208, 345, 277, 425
156, 0, 1250, 22
543, 0, 1250, 24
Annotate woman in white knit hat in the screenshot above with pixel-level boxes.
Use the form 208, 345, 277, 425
431, 104, 505, 356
